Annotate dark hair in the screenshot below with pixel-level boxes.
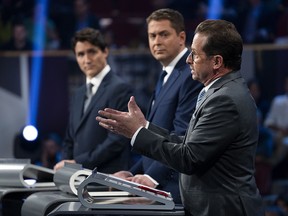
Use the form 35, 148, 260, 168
71, 27, 107, 52
146, 8, 185, 34
195, 19, 243, 71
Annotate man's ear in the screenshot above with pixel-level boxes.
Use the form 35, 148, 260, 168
213, 55, 222, 69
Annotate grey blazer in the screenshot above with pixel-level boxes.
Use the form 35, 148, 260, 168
133, 71, 264, 216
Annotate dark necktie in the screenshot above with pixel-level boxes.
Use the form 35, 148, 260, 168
154, 70, 167, 98
83, 83, 94, 113
196, 88, 206, 109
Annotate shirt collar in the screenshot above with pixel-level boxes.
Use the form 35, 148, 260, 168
204, 77, 221, 92
162, 48, 188, 75
86, 64, 111, 86
161, 48, 188, 83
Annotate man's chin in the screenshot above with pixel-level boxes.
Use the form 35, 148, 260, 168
191, 74, 197, 81
153, 53, 166, 60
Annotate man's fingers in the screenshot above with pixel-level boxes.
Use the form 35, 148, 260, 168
98, 109, 122, 121
103, 108, 123, 114
128, 96, 140, 113
96, 116, 117, 129
98, 122, 111, 130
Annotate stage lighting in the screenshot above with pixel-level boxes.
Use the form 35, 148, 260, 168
22, 125, 38, 141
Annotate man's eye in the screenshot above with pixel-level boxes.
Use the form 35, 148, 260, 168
160, 32, 169, 37
89, 50, 97, 54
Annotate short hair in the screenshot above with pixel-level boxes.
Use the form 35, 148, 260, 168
195, 19, 243, 71
71, 27, 107, 52
146, 8, 185, 34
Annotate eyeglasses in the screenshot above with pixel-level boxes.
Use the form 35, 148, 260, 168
188, 51, 215, 62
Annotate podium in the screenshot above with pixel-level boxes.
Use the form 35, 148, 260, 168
20, 165, 185, 216
77, 169, 176, 210
0, 159, 56, 216
47, 168, 185, 215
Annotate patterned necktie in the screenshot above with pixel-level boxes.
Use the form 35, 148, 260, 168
154, 70, 167, 98
196, 88, 206, 109
83, 83, 94, 113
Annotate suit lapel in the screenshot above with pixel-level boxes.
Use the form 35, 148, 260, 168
75, 72, 112, 133
148, 70, 180, 120
190, 70, 242, 130
147, 51, 189, 120
75, 86, 86, 123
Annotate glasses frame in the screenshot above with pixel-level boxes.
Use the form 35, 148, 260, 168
188, 51, 216, 62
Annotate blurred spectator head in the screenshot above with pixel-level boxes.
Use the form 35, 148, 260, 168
13, 21, 27, 44
275, 193, 288, 215
41, 133, 62, 169
74, 0, 90, 18
248, 78, 261, 102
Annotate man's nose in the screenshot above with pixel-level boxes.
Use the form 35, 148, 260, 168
84, 54, 91, 63
186, 53, 192, 64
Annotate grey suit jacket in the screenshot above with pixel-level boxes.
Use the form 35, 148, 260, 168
133, 71, 264, 216
62, 71, 133, 173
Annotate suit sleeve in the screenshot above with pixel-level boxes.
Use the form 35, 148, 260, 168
133, 94, 240, 175
62, 94, 79, 160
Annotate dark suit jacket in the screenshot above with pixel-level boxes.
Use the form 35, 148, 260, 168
62, 71, 133, 173
133, 71, 264, 215
130, 51, 202, 204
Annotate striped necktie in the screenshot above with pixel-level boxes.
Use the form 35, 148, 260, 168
196, 88, 206, 109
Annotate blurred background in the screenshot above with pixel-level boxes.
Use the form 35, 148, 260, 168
1, 0, 288, 214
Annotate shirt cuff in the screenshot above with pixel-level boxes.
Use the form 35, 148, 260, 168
130, 121, 149, 146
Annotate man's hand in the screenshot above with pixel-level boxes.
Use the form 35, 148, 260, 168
113, 170, 134, 179
113, 171, 157, 188
127, 174, 157, 188
53, 159, 76, 171
96, 96, 147, 138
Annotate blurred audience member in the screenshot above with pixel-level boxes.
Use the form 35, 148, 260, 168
56, 0, 101, 49
265, 76, 288, 147
237, 0, 278, 44
248, 78, 275, 195
24, 1, 60, 50
248, 78, 270, 119
265, 193, 288, 216
255, 110, 275, 195
39, 133, 62, 169
0, 19, 32, 51
275, 193, 288, 216
72, 0, 100, 31
0, 1, 13, 45
275, 0, 288, 44
265, 76, 288, 180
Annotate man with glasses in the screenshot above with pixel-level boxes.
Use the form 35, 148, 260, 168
96, 19, 264, 215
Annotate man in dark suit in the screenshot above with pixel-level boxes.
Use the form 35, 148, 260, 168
97, 19, 264, 215
113, 9, 202, 204
54, 28, 132, 173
